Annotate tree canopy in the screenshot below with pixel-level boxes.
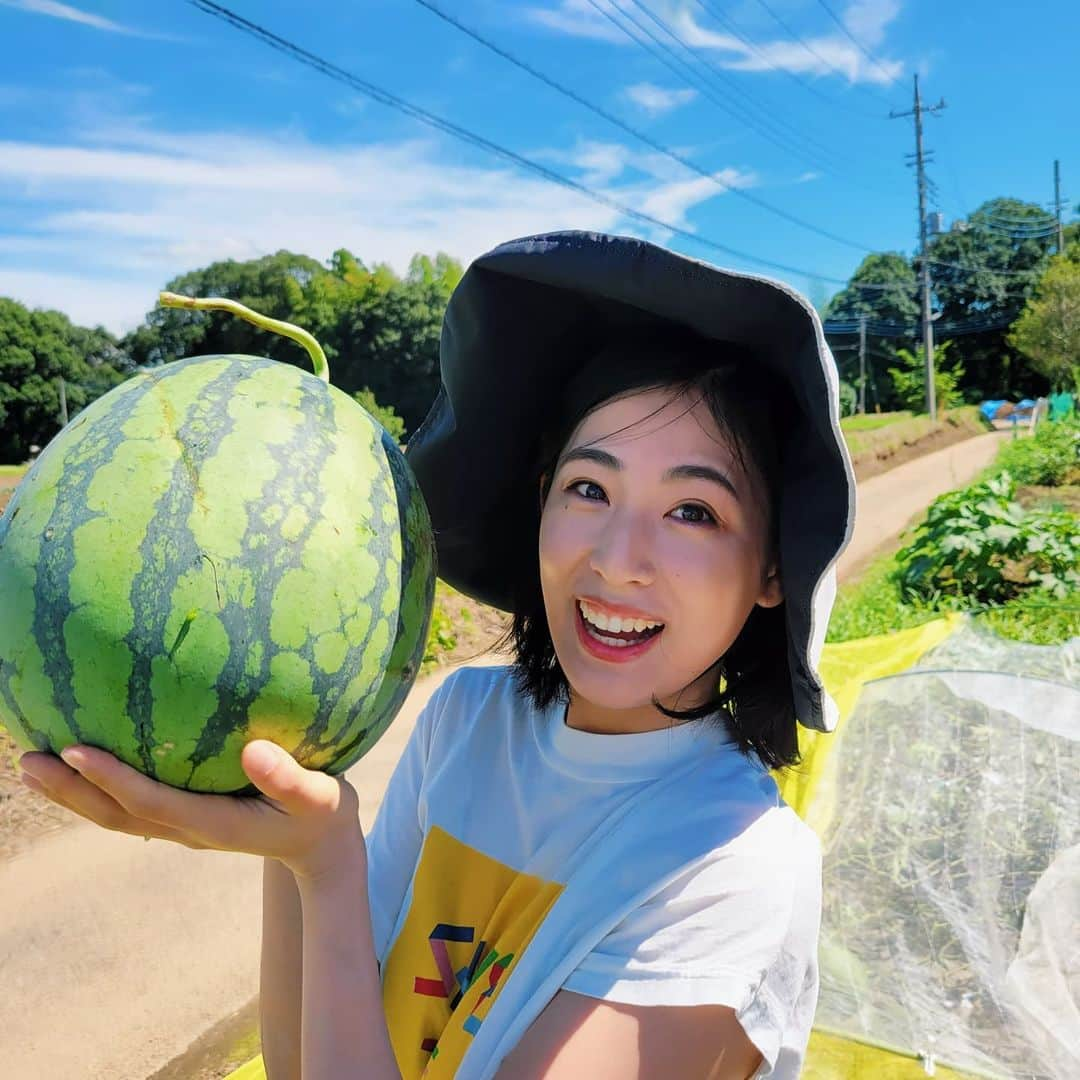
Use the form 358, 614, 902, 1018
824, 196, 1066, 409
0, 299, 130, 461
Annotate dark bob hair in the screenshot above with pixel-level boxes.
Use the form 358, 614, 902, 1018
494, 335, 802, 772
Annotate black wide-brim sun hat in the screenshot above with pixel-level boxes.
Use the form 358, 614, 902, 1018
405, 231, 856, 733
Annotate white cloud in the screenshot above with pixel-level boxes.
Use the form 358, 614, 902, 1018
524, 0, 627, 45
529, 0, 903, 86
0, 120, 754, 335
796, 171, 822, 184
639, 168, 753, 227
624, 83, 698, 116
844, 0, 902, 49
0, 0, 171, 39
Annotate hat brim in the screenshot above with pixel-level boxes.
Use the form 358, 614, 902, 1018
406, 231, 856, 732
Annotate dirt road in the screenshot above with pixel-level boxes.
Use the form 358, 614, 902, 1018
0, 429, 1012, 1080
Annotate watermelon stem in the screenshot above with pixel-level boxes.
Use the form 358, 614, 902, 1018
158, 292, 330, 383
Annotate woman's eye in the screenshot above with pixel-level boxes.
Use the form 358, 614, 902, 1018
670, 503, 717, 526
568, 480, 606, 501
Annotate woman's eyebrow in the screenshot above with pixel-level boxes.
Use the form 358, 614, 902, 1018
557, 447, 740, 501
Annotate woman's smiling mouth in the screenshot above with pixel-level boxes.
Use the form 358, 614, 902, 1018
575, 598, 665, 661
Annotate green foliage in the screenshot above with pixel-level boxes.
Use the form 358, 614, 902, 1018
123, 247, 462, 436
894, 472, 1080, 605
840, 410, 913, 433
828, 551, 1080, 646
994, 417, 1080, 486
0, 298, 130, 461
837, 379, 857, 417
888, 340, 965, 412
352, 388, 406, 442
421, 594, 458, 672
1008, 254, 1080, 393
928, 197, 1055, 400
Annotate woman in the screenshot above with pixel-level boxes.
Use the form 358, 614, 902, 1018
19, 231, 854, 1079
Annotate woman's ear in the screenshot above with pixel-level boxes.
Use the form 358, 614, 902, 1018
756, 564, 784, 609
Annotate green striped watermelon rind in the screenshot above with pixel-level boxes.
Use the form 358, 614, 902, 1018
0, 354, 436, 793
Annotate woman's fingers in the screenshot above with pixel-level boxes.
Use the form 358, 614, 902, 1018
55, 745, 253, 847
19, 757, 204, 848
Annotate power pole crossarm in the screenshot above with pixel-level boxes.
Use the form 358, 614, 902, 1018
891, 74, 946, 419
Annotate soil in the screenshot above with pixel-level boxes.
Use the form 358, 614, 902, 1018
848, 416, 990, 482
1015, 483, 1080, 514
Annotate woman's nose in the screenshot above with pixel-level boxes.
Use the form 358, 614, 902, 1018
588, 511, 656, 585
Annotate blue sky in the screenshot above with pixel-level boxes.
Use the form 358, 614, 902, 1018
1, 0, 1075, 334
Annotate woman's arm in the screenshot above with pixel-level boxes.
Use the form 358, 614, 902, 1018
259, 857, 304, 1080
494, 990, 762, 1080
294, 843, 401, 1080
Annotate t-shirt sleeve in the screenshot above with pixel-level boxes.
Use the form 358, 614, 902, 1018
365, 672, 454, 961
561, 808, 822, 1079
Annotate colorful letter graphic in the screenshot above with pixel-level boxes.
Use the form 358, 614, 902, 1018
413, 923, 514, 1055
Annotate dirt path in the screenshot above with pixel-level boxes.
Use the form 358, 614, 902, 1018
0, 429, 1014, 1080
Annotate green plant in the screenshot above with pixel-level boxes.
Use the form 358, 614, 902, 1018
353, 387, 407, 442
888, 341, 965, 412
994, 417, 1080, 486
837, 379, 857, 417
894, 472, 1080, 605
422, 595, 458, 670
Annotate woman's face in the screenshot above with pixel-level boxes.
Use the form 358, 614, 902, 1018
538, 386, 782, 717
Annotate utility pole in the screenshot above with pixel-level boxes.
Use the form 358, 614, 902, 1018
858, 315, 867, 414
891, 74, 946, 419
1053, 160, 1065, 254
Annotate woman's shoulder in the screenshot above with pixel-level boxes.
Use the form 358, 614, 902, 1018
419, 660, 532, 742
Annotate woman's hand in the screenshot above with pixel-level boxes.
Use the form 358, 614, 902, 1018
17, 741, 363, 884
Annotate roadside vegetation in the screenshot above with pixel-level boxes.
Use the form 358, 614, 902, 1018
829, 416, 1080, 646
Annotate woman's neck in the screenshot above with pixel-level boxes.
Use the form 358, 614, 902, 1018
564, 695, 694, 735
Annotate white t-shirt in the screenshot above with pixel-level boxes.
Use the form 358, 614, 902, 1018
366, 664, 821, 1080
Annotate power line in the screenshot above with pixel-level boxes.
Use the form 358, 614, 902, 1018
412, 0, 875, 253
753, 0, 894, 106
583, 0, 844, 177
618, 0, 851, 174
813, 0, 899, 87
187, 1, 854, 286
689, 0, 883, 121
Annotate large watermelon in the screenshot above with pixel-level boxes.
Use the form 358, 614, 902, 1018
0, 295, 436, 793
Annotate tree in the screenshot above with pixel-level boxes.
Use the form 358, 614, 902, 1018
0, 298, 130, 461
1008, 255, 1080, 393
824, 252, 919, 409
888, 340, 965, 412
928, 198, 1055, 399
119, 247, 464, 436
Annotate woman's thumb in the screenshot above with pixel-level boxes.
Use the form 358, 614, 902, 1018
241, 740, 337, 812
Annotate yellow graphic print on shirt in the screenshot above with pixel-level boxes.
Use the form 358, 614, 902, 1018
381, 825, 564, 1079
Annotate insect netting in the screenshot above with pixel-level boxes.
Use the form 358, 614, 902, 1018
783, 616, 1080, 1080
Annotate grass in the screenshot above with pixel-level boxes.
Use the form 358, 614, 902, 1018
840, 406, 987, 459
0, 465, 27, 477
829, 546, 1080, 647
839, 410, 913, 434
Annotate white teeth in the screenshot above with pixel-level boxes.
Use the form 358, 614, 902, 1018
578, 601, 662, 635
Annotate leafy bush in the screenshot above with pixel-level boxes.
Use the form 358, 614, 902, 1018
837, 379, 857, 417
888, 341, 965, 412
828, 551, 1080, 646
894, 472, 1080, 604
994, 417, 1080, 486
353, 387, 406, 443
